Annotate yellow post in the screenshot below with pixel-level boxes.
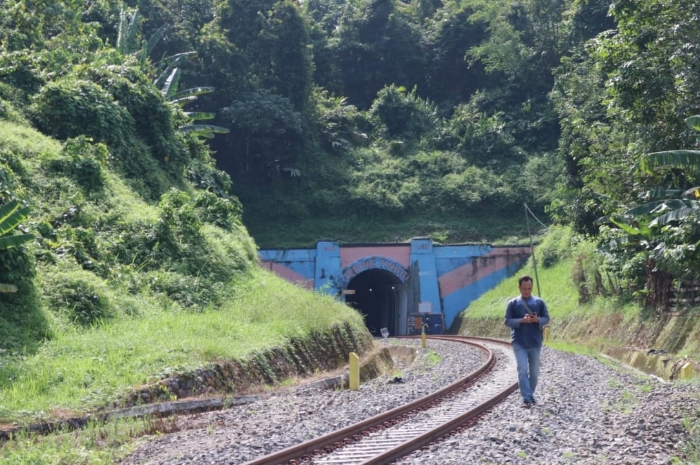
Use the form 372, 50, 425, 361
349, 352, 360, 390
421, 325, 427, 349
679, 362, 694, 380
544, 326, 551, 343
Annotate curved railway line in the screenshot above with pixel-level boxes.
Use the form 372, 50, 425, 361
243, 336, 518, 465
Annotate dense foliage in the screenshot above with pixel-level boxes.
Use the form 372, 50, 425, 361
127, 0, 599, 243
0, 1, 258, 353
2, 0, 700, 319
552, 0, 700, 308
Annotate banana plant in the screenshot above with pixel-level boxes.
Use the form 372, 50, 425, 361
629, 196, 700, 228
0, 200, 34, 293
116, 4, 168, 64
159, 67, 229, 139
115, 3, 229, 139
600, 187, 700, 235
603, 115, 700, 230
116, 4, 140, 56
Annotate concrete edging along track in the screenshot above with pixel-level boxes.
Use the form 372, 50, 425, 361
0, 345, 396, 441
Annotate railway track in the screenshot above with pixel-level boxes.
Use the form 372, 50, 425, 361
242, 336, 517, 465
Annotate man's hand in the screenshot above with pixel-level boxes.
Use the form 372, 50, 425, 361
521, 314, 539, 324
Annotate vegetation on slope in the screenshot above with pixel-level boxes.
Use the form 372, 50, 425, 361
0, 0, 368, 436
2, 0, 695, 306
1, 0, 700, 460
456, 225, 700, 361
1, 265, 364, 425
0, 120, 257, 350
103, 0, 612, 246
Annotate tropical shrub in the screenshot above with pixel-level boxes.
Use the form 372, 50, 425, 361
43, 137, 108, 194
30, 77, 135, 149
41, 268, 113, 327
144, 269, 219, 311
0, 97, 27, 125
192, 190, 242, 231
78, 58, 191, 172
437, 165, 504, 210
186, 156, 235, 198
595, 115, 700, 304
221, 89, 303, 180
369, 85, 440, 141
444, 101, 520, 168
534, 225, 572, 269
0, 51, 46, 98
314, 89, 368, 153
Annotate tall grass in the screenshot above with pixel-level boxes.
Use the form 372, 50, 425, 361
0, 268, 365, 424
0, 417, 160, 464
462, 258, 581, 319
0, 121, 62, 158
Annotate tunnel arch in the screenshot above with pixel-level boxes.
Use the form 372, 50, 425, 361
344, 268, 407, 337
341, 256, 409, 284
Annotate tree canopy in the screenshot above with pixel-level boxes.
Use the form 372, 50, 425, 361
2, 0, 700, 306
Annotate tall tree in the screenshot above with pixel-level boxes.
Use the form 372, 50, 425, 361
553, 0, 700, 234
202, 0, 313, 110
328, 0, 427, 109
422, 2, 487, 105
196, 0, 314, 181
567, 0, 616, 44
460, 0, 576, 152
596, 0, 700, 153
137, 0, 216, 58
0, 0, 93, 51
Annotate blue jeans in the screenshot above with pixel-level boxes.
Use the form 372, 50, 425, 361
512, 343, 541, 403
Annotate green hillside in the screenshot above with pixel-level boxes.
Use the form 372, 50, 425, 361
0, 117, 365, 418
2, 0, 700, 460
457, 225, 700, 367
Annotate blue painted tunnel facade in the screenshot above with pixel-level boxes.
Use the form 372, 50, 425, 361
260, 238, 530, 336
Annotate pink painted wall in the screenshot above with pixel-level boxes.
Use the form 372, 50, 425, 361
437, 247, 530, 297
260, 261, 314, 290
340, 245, 411, 268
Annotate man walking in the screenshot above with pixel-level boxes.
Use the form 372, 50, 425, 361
504, 275, 550, 408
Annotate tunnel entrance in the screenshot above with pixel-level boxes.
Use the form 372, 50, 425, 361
345, 269, 406, 337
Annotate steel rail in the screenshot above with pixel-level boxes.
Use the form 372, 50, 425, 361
242, 336, 513, 465
359, 337, 517, 464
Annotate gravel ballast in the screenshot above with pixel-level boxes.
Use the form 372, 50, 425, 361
121, 339, 700, 465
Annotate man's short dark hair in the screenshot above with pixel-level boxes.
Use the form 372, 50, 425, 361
518, 275, 533, 286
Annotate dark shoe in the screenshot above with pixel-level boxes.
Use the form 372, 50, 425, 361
530, 397, 537, 405
521, 402, 532, 409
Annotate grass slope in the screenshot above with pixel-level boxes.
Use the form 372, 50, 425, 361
0, 120, 367, 429
0, 268, 364, 425
455, 226, 700, 361
456, 225, 584, 326
459, 258, 580, 319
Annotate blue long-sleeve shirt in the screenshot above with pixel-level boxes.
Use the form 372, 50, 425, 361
504, 296, 550, 348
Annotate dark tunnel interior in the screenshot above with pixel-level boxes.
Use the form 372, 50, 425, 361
345, 269, 401, 337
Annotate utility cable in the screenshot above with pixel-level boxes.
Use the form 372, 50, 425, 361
524, 203, 549, 230
524, 203, 543, 297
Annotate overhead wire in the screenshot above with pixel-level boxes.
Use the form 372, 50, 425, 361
524, 203, 549, 298
524, 203, 549, 230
